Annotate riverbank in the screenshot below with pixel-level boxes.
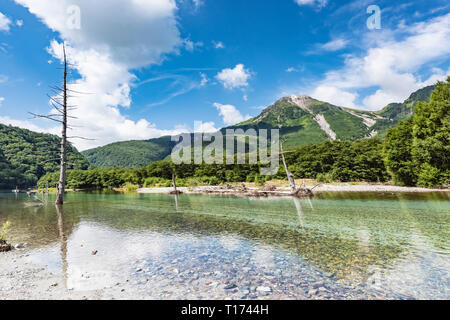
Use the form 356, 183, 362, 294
138, 182, 448, 196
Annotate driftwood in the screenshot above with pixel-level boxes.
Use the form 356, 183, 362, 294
0, 240, 12, 252
262, 185, 277, 192
292, 188, 314, 198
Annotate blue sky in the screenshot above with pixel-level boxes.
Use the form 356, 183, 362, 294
0, 0, 449, 150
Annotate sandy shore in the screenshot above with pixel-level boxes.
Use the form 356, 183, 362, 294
0, 250, 103, 300
137, 183, 448, 196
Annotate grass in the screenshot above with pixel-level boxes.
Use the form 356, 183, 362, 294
0, 221, 11, 241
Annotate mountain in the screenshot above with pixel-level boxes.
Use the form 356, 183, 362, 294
229, 95, 378, 148
374, 85, 435, 129
0, 124, 90, 189
82, 85, 435, 168
229, 85, 435, 148
82, 136, 176, 168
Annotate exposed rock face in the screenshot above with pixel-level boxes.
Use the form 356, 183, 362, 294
286, 95, 315, 113
343, 109, 378, 127
285, 95, 337, 140
313, 114, 337, 140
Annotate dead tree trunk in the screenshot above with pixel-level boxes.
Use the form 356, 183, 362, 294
55, 44, 68, 205
280, 143, 296, 192
172, 173, 177, 193
29, 42, 92, 205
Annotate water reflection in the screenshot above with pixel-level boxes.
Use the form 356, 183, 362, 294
293, 198, 305, 231
0, 192, 448, 299
55, 205, 68, 289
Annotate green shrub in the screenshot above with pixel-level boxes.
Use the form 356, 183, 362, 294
417, 164, 442, 188
316, 172, 333, 183
144, 177, 172, 188
123, 183, 139, 193
0, 221, 11, 241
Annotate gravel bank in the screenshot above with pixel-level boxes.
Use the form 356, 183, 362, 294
0, 248, 390, 300
137, 184, 448, 195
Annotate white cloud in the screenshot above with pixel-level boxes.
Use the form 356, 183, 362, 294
214, 103, 251, 126
184, 39, 194, 52
310, 85, 359, 108
213, 41, 225, 49
0, 97, 4, 106
286, 67, 298, 73
294, 0, 328, 8
16, 19, 23, 27
184, 39, 203, 52
200, 73, 208, 86
14, 0, 184, 150
193, 0, 204, 9
0, 12, 12, 32
194, 121, 218, 133
215, 64, 251, 89
321, 38, 349, 51
307, 13, 450, 110
0, 116, 58, 133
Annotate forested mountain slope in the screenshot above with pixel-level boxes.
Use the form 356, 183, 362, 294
0, 124, 90, 189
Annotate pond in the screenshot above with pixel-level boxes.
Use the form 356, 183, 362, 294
0, 192, 449, 299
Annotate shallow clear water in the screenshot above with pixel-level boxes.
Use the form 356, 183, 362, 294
0, 192, 449, 299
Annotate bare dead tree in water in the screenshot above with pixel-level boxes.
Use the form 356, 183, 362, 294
276, 115, 296, 192
29, 43, 93, 205
280, 142, 296, 192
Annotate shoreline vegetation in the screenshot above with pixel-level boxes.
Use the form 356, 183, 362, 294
31, 179, 449, 197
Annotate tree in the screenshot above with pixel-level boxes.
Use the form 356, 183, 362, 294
383, 119, 417, 186
384, 77, 449, 187
412, 77, 450, 187
30, 43, 92, 204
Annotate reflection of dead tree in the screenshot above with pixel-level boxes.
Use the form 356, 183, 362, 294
293, 198, 305, 231
55, 205, 68, 288
29, 43, 93, 205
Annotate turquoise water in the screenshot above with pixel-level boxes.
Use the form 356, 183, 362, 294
0, 192, 449, 299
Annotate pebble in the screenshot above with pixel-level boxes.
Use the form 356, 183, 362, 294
224, 284, 237, 290
256, 286, 272, 293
